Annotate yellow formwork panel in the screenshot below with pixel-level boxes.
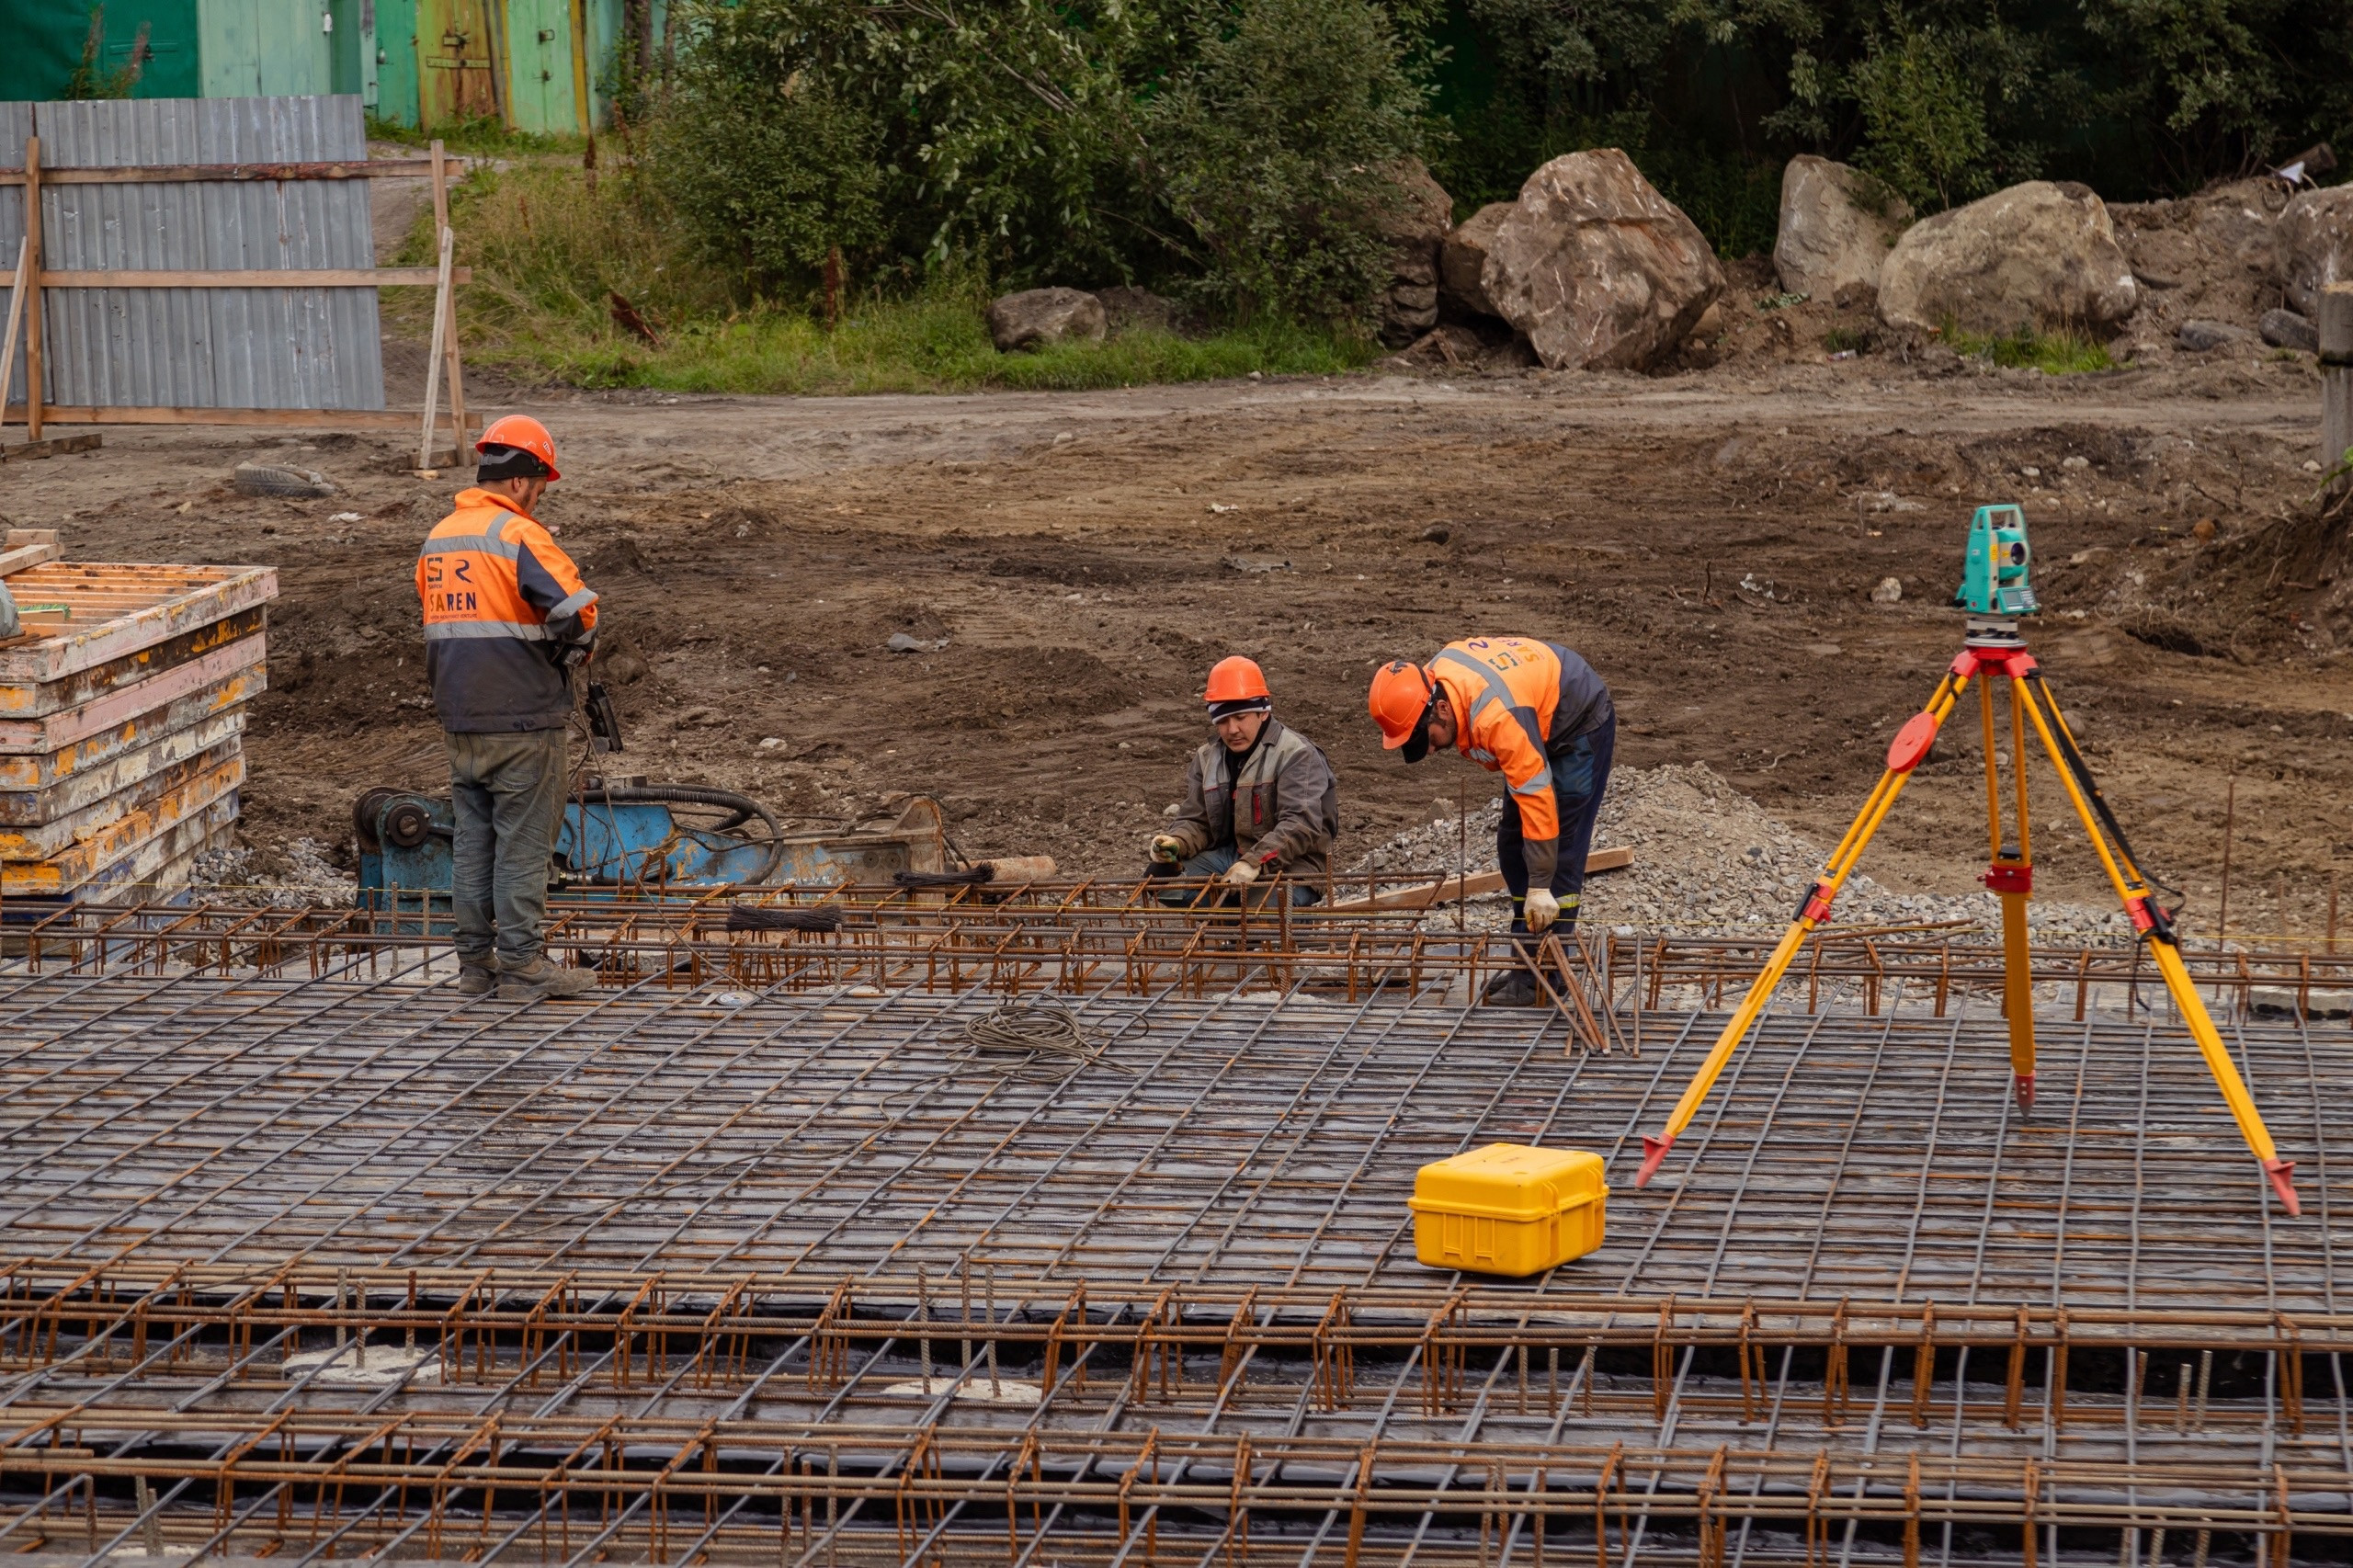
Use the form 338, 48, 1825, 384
1409, 1143, 1608, 1277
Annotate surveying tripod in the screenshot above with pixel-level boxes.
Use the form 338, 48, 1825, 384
1631, 614, 2301, 1216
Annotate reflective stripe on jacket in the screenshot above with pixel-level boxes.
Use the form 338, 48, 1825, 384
416, 489, 600, 733
1428, 636, 1613, 884
1163, 718, 1339, 878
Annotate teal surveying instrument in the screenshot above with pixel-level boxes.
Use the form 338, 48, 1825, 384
1957, 502, 2037, 617
1633, 501, 2301, 1214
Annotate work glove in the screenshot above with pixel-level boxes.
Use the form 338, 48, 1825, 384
1522, 888, 1562, 934
1222, 858, 1261, 887
1149, 834, 1186, 864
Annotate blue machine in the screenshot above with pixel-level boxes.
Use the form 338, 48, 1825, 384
355, 784, 949, 915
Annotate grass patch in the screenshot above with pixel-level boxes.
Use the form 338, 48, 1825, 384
1943, 323, 2115, 373
368, 112, 587, 156
396, 159, 1374, 394
1824, 325, 1871, 354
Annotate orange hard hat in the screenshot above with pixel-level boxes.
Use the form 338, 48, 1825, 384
476, 414, 560, 481
1203, 656, 1271, 705
1369, 659, 1436, 751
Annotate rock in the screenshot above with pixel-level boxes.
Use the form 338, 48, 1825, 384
1870, 576, 1903, 605
986, 288, 1107, 353
1481, 149, 1725, 370
1772, 154, 1912, 304
2177, 318, 2256, 351
2277, 184, 2353, 317
1439, 201, 1513, 318
2260, 306, 2318, 351
1877, 181, 2138, 336
2108, 178, 2280, 346
1095, 285, 1187, 336
1376, 158, 1455, 347
233, 461, 336, 498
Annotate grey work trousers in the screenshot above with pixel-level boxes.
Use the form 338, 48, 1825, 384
445, 728, 568, 968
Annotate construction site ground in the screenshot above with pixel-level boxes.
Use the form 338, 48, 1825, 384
8, 348, 2350, 937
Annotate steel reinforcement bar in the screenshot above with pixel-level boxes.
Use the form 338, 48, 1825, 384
6, 899, 2350, 1028
0, 1408, 2339, 1559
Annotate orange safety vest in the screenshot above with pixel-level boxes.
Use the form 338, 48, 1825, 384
1428, 637, 1572, 846
415, 489, 598, 733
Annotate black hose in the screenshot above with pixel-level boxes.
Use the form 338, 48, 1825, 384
573, 783, 789, 885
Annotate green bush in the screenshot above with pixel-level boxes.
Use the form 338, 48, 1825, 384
1145, 0, 1433, 325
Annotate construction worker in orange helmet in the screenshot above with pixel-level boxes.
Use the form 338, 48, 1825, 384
1148, 655, 1339, 905
1370, 638, 1616, 1004
414, 415, 600, 1003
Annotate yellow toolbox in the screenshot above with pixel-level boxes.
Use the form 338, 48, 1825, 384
1409, 1143, 1608, 1276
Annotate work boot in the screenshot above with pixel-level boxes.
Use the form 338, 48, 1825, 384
453, 960, 497, 996
1481, 967, 1540, 1006
498, 956, 599, 1002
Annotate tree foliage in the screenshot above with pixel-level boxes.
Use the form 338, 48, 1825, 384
1144, 0, 1431, 322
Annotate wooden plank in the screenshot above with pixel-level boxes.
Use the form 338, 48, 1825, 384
0, 738, 244, 854
0, 576, 273, 691
4, 790, 238, 898
1324, 846, 1636, 913
2, 267, 471, 288
2324, 283, 2353, 479
0, 711, 244, 826
0, 754, 242, 889
0, 435, 102, 462
24, 136, 42, 442
4, 406, 470, 433
0, 531, 64, 576
0, 159, 442, 185
0, 664, 259, 775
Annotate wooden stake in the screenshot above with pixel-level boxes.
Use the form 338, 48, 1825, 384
22, 136, 42, 443
418, 223, 452, 471
2218, 777, 2235, 940
0, 236, 26, 437
428, 140, 469, 449
2322, 284, 2353, 485
2330, 870, 2339, 955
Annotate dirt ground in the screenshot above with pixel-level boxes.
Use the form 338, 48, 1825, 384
9, 340, 2352, 941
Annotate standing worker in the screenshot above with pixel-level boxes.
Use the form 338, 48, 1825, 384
415, 415, 602, 1001
1148, 656, 1339, 904
1368, 637, 1615, 1003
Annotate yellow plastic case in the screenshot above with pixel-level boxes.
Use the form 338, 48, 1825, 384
1409, 1143, 1608, 1276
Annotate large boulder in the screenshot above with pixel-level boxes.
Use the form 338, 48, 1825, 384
2277, 184, 2353, 317
1439, 201, 1513, 318
1772, 154, 1911, 305
1878, 181, 2139, 335
1376, 158, 1455, 347
1480, 149, 1725, 370
986, 288, 1107, 352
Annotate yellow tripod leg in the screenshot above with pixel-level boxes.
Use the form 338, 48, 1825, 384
1981, 679, 2036, 1108
1635, 673, 1970, 1187
2013, 676, 2300, 1215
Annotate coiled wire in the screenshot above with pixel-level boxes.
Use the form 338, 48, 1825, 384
948, 998, 1125, 1083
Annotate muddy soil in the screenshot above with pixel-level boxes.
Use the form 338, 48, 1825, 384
8, 347, 2349, 940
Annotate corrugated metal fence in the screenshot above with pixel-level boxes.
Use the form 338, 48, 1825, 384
0, 95, 384, 412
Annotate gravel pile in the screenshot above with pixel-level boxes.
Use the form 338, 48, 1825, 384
1353, 762, 2132, 944
194, 836, 357, 908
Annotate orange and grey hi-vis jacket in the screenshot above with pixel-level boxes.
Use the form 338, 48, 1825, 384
1427, 637, 1613, 885
415, 489, 599, 733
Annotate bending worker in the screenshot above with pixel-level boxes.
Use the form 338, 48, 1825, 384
1148, 656, 1338, 904
415, 415, 602, 1002
1368, 637, 1615, 1004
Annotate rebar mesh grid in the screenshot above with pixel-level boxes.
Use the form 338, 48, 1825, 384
6, 966, 2351, 1562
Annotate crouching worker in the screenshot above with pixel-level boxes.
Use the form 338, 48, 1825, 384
1368, 636, 1615, 1004
1146, 657, 1338, 906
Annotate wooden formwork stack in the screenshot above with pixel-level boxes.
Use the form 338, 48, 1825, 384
0, 531, 277, 905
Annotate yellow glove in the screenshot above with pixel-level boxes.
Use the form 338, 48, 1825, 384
1222, 858, 1261, 886
1150, 834, 1186, 864
1522, 888, 1561, 933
